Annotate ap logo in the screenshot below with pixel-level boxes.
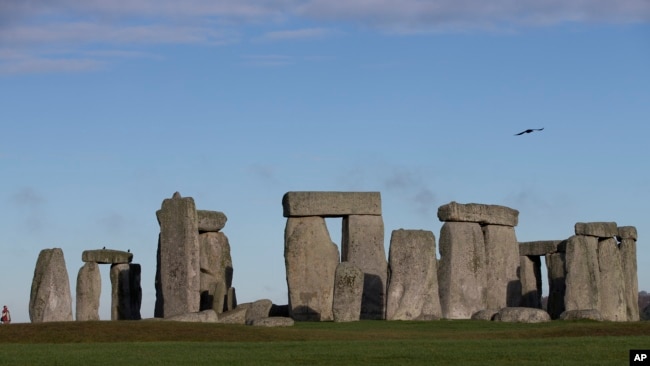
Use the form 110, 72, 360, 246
630, 350, 650, 365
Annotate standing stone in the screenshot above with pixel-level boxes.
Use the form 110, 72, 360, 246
386, 230, 441, 320
285, 216, 339, 321
482, 225, 521, 308
332, 262, 364, 322
29, 248, 73, 323
618, 226, 639, 321
156, 192, 200, 318
76, 262, 101, 321
597, 238, 627, 321
438, 222, 487, 319
342, 215, 387, 319
564, 235, 601, 312
110, 263, 142, 320
199, 232, 233, 312
545, 252, 566, 319
519, 256, 542, 308
226, 287, 237, 311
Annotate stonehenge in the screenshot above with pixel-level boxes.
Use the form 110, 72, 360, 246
27, 191, 641, 325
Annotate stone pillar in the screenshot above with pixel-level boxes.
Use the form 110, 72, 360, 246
156, 192, 200, 318
519, 255, 542, 308
342, 214, 387, 320
110, 263, 142, 320
618, 226, 639, 321
545, 252, 566, 319
483, 225, 521, 308
199, 231, 233, 313
29, 248, 73, 323
285, 216, 339, 321
597, 237, 627, 321
332, 262, 364, 322
438, 222, 487, 319
565, 234, 601, 312
76, 262, 101, 321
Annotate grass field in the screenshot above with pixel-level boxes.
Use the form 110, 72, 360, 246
0, 320, 648, 365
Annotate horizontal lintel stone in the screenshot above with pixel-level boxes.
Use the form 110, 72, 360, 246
197, 210, 227, 232
518, 240, 566, 256
437, 201, 519, 226
282, 191, 382, 217
617, 226, 638, 241
574, 222, 618, 237
82, 249, 133, 264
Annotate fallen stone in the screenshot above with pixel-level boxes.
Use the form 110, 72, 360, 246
282, 191, 381, 217
156, 192, 200, 318
494, 307, 551, 323
76, 262, 101, 321
165, 310, 218, 323
251, 317, 295, 327
82, 249, 133, 264
545, 252, 566, 319
245, 299, 273, 325
471, 309, 499, 321
519, 256, 542, 308
597, 238, 627, 321
617, 226, 638, 241
564, 235, 601, 312
386, 230, 441, 321
332, 262, 364, 322
574, 222, 618, 238
197, 210, 227, 232
559, 309, 603, 321
437, 201, 519, 227
218, 307, 248, 324
342, 215, 387, 320
518, 240, 566, 256
438, 222, 487, 319
285, 216, 339, 321
483, 225, 521, 309
29, 248, 73, 323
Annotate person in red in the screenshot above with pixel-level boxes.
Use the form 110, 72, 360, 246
1, 306, 10, 324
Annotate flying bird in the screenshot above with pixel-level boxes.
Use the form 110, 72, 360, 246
515, 128, 544, 136
102, 246, 106, 250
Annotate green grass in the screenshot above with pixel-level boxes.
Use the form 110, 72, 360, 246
0, 320, 648, 365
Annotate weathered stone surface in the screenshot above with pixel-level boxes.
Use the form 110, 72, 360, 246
597, 238, 627, 321
199, 232, 233, 312
559, 309, 603, 321
217, 307, 247, 324
285, 216, 339, 321
82, 249, 133, 264
156, 192, 200, 318
110, 263, 142, 320
386, 230, 441, 321
620, 236, 640, 321
30, 248, 73, 323
483, 225, 521, 309
245, 299, 273, 325
565, 235, 601, 312
545, 252, 566, 319
166, 310, 218, 323
226, 287, 237, 311
342, 215, 387, 320
332, 262, 364, 322
438, 222, 487, 319
518, 240, 565, 256
617, 226, 638, 241
282, 191, 381, 217
471, 309, 499, 321
437, 201, 519, 227
197, 210, 227, 232
574, 222, 618, 237
76, 262, 101, 321
251, 317, 295, 327
494, 307, 551, 323
519, 256, 542, 308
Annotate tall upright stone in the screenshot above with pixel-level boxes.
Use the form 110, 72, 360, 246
110, 263, 142, 320
564, 235, 601, 312
438, 222, 487, 319
156, 192, 200, 318
483, 225, 521, 308
199, 232, 233, 312
618, 226, 639, 321
386, 230, 441, 320
597, 237, 627, 321
342, 215, 387, 319
332, 262, 364, 322
76, 262, 101, 321
545, 252, 566, 319
29, 248, 73, 323
285, 216, 339, 321
519, 255, 542, 308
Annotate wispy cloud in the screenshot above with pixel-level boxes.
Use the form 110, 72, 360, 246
8, 187, 48, 231
257, 27, 337, 41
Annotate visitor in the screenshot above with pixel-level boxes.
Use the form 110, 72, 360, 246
1, 305, 10, 324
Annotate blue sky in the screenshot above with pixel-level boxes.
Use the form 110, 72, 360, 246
1, 1, 649, 323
